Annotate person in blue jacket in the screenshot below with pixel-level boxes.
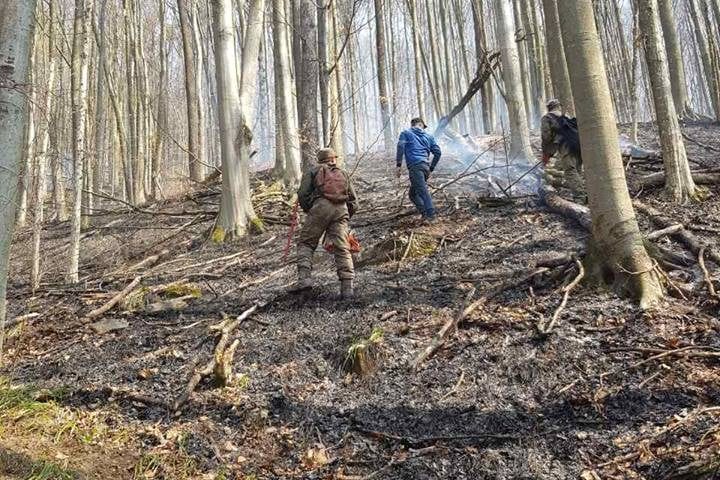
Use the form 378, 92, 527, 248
395, 117, 442, 223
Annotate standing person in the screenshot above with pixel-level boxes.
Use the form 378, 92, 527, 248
541, 99, 584, 193
289, 148, 359, 299
396, 117, 442, 223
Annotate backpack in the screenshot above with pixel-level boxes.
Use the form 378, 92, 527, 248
314, 165, 349, 203
552, 114, 581, 158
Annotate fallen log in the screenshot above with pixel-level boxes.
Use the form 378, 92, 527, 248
637, 172, 720, 188
538, 185, 591, 230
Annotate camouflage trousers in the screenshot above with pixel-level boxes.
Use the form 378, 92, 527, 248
297, 198, 354, 281
544, 150, 585, 193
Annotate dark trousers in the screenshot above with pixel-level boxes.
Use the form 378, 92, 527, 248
408, 163, 435, 218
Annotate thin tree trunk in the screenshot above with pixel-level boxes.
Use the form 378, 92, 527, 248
657, 0, 691, 116
374, 0, 393, 151
541, 0, 574, 115
151, 0, 168, 200
295, 0, 320, 170
408, 0, 425, 119
472, 0, 496, 132
177, 0, 204, 181
558, 0, 663, 308
272, 0, 301, 187
638, 0, 699, 202
688, 0, 720, 120
494, 0, 534, 163
68, 0, 94, 284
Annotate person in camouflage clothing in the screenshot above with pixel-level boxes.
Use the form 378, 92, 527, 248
541, 99, 584, 194
289, 148, 359, 299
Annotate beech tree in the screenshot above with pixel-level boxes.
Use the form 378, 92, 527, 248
558, 0, 663, 308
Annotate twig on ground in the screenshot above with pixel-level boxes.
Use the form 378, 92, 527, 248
698, 247, 719, 300
538, 258, 585, 334
412, 286, 480, 369
646, 224, 683, 241
440, 370, 466, 401
86, 276, 143, 320
396, 232, 415, 273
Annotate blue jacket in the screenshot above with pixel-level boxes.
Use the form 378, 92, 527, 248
396, 127, 442, 171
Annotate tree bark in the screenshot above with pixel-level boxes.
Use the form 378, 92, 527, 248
472, 0, 496, 133
558, 0, 663, 308
638, 0, 699, 203
408, 0, 425, 120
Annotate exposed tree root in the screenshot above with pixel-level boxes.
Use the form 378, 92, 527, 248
538, 258, 585, 335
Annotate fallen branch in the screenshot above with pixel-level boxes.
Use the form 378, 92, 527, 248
412, 286, 481, 369
646, 224, 683, 241
538, 184, 591, 230
538, 258, 585, 334
86, 276, 143, 320
634, 200, 720, 265
172, 303, 259, 413
4, 312, 41, 329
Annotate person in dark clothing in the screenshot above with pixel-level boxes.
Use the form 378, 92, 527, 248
541, 99, 584, 193
395, 117, 442, 223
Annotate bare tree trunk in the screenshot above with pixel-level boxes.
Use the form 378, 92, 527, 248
93, 0, 108, 197
472, 0, 496, 132
688, 0, 720, 120
374, 0, 393, 151
68, 0, 94, 284
494, 0, 533, 164
0, 0, 38, 354
32, 0, 58, 291
408, 0, 425, 119
295, 0, 320, 170
657, 0, 690, 116
638, 0, 699, 202
151, 0, 168, 200
177, 0, 204, 181
15, 35, 36, 230
558, 0, 663, 308
272, 0, 301, 186
212, 0, 260, 240
541, 0, 574, 115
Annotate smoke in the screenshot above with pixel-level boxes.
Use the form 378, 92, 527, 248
436, 134, 542, 197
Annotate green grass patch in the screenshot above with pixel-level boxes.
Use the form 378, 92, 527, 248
26, 460, 77, 480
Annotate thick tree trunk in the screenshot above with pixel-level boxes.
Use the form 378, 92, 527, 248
68, 0, 94, 284
638, 0, 699, 203
494, 0, 534, 164
558, 0, 663, 308
541, 0, 574, 115
177, 0, 204, 182
0, 0, 38, 354
212, 0, 260, 239
374, 0, 393, 151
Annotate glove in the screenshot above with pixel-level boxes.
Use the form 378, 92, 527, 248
395, 166, 402, 178
542, 153, 551, 165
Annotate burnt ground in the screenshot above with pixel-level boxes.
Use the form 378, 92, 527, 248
1, 122, 720, 480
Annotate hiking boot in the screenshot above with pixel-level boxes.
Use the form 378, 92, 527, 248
422, 216, 438, 225
288, 269, 312, 293
340, 280, 354, 300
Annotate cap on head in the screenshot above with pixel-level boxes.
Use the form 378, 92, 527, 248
546, 99, 562, 111
317, 147, 337, 163
411, 117, 427, 129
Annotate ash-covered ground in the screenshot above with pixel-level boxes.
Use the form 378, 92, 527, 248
2, 123, 720, 479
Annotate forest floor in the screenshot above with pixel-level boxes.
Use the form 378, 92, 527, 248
2, 122, 720, 480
